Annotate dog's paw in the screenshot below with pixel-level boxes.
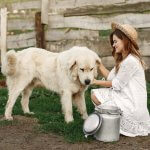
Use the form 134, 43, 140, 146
65, 116, 74, 123
4, 116, 13, 121
82, 113, 88, 120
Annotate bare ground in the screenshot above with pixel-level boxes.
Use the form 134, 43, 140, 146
0, 81, 150, 150
0, 115, 150, 150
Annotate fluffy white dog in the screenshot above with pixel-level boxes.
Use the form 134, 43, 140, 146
1, 46, 101, 123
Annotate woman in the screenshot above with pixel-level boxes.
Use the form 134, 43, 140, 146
91, 22, 150, 137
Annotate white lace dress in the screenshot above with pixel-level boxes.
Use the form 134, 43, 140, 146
92, 54, 150, 137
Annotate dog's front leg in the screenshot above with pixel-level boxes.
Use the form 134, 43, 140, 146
73, 92, 88, 120
61, 90, 73, 123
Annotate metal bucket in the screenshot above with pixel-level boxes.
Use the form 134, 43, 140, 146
83, 105, 122, 142
94, 106, 122, 142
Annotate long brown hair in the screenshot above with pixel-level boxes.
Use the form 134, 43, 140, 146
110, 29, 146, 73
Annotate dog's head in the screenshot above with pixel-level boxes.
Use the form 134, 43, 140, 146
69, 50, 101, 86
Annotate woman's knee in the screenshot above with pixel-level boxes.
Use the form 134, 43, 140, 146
91, 93, 101, 105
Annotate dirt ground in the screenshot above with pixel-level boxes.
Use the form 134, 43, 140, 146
0, 116, 149, 150
0, 81, 150, 150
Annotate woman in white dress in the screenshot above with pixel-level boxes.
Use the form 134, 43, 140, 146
91, 22, 150, 137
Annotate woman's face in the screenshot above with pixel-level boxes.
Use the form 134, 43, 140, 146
113, 34, 124, 54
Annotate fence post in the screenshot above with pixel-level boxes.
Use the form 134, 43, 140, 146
35, 12, 46, 49
41, 0, 49, 25
0, 7, 7, 66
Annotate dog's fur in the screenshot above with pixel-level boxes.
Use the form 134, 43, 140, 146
1, 46, 101, 123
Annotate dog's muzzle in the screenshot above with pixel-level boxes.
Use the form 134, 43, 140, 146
84, 79, 91, 85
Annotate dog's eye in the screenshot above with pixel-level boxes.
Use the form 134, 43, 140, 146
80, 68, 84, 72
90, 68, 94, 71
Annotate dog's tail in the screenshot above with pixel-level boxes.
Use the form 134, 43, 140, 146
1, 49, 18, 76
5, 50, 18, 75
1, 8, 17, 76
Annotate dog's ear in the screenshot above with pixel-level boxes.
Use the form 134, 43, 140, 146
69, 59, 78, 81
94, 56, 101, 78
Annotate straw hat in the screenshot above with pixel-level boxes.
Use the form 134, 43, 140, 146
111, 22, 138, 48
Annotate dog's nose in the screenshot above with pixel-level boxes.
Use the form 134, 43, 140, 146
85, 79, 91, 85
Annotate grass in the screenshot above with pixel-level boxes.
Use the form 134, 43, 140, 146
99, 29, 112, 37
0, 78, 150, 142
0, 73, 5, 80
0, 85, 95, 142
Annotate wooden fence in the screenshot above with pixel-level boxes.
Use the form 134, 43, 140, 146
0, 0, 41, 50
0, 0, 150, 80
41, 0, 150, 81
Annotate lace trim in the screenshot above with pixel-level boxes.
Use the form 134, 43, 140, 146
120, 114, 150, 136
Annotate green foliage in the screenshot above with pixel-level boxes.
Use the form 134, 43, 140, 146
0, 83, 150, 142
147, 82, 150, 112
99, 29, 112, 37
0, 73, 5, 80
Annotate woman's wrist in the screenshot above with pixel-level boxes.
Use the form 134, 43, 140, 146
92, 79, 98, 85
92, 79, 112, 87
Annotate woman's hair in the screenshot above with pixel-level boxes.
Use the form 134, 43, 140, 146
110, 29, 146, 73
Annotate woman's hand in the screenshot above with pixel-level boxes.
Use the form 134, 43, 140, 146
91, 78, 112, 87
98, 62, 110, 79
92, 78, 98, 85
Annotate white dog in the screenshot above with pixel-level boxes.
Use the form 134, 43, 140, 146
1, 46, 101, 123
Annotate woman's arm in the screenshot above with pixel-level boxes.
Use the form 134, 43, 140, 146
98, 63, 110, 79
92, 79, 112, 87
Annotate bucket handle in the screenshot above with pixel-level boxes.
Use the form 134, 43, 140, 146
107, 109, 122, 115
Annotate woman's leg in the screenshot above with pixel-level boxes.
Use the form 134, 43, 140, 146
91, 93, 101, 105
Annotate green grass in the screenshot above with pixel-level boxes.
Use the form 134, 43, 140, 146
0, 73, 5, 80
0, 87, 94, 142
0, 83, 150, 142
99, 29, 112, 37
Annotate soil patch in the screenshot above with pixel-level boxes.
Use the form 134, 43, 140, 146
0, 115, 150, 150
0, 80, 6, 88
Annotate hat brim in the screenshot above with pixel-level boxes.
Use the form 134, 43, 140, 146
111, 22, 138, 48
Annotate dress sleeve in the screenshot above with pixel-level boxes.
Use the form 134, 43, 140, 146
112, 58, 139, 91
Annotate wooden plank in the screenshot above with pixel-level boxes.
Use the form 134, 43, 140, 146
41, 0, 49, 24
45, 29, 99, 41
143, 57, 150, 68
11, 1, 41, 10
126, 0, 150, 4
48, 13, 150, 30
47, 0, 150, 15
45, 38, 112, 57
7, 18, 35, 30
0, 8, 7, 65
48, 0, 125, 10
101, 56, 150, 69
101, 56, 115, 68
64, 2, 150, 17
138, 28, 150, 56
139, 41, 150, 56
138, 28, 150, 42
6, 32, 36, 49
7, 32, 36, 42
7, 38, 36, 49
